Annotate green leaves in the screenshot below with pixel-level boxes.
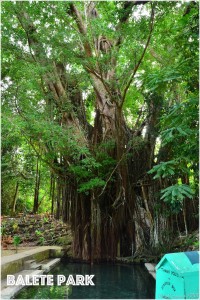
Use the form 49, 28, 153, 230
13, 235, 21, 247
148, 95, 198, 211
1, 0, 198, 225
161, 126, 191, 146
161, 184, 194, 204
69, 152, 114, 194
78, 178, 106, 194
148, 160, 176, 179
160, 96, 198, 164
70, 156, 101, 180
145, 67, 182, 91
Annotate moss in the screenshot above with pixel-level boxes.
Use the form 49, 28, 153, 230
55, 235, 73, 246
1, 260, 23, 279
50, 248, 64, 258
1, 249, 54, 279
32, 250, 50, 262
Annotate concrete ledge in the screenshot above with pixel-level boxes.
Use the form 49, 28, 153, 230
1, 269, 44, 299
1, 246, 63, 280
41, 258, 60, 272
145, 263, 156, 279
1, 253, 62, 299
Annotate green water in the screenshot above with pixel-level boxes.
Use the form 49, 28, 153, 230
16, 262, 155, 299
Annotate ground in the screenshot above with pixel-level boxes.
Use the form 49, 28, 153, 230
1, 214, 72, 256
1, 214, 198, 262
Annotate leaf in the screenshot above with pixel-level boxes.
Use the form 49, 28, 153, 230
78, 178, 106, 193
148, 160, 177, 179
161, 184, 194, 208
177, 127, 188, 136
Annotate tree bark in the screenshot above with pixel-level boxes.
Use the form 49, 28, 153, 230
12, 182, 19, 214
33, 157, 40, 213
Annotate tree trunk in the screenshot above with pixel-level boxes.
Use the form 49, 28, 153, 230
12, 182, 19, 214
33, 157, 40, 214
14, 2, 187, 262
50, 174, 55, 215
56, 179, 62, 220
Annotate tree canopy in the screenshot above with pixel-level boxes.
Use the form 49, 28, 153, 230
2, 1, 199, 261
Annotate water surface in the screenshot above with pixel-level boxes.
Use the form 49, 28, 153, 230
16, 262, 155, 299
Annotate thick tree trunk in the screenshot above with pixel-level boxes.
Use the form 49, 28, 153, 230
15, 2, 181, 261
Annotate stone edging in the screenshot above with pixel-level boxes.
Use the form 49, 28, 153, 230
144, 263, 156, 279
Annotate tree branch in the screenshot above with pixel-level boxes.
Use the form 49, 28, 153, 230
115, 1, 150, 47
119, 1, 149, 24
15, 11, 37, 63
69, 3, 93, 57
121, 3, 155, 107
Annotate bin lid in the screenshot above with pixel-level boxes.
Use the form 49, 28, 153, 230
156, 251, 199, 274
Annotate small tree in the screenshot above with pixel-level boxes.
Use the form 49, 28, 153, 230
13, 235, 21, 253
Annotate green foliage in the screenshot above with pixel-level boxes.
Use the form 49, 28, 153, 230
70, 157, 101, 179
70, 156, 107, 194
55, 235, 73, 246
12, 223, 19, 232
35, 230, 42, 236
145, 67, 182, 92
78, 178, 106, 194
148, 95, 198, 212
1, 224, 6, 236
38, 236, 45, 245
68, 140, 117, 194
1, 0, 198, 234
13, 235, 21, 253
43, 217, 48, 223
13, 235, 21, 246
161, 97, 198, 158
193, 241, 199, 248
161, 184, 194, 204
148, 160, 176, 178
35, 230, 45, 245
179, 232, 199, 250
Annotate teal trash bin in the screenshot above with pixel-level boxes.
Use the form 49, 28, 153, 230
155, 251, 199, 299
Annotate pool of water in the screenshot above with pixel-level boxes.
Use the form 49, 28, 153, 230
16, 262, 155, 299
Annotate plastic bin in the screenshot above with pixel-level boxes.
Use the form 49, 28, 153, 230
155, 251, 199, 299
